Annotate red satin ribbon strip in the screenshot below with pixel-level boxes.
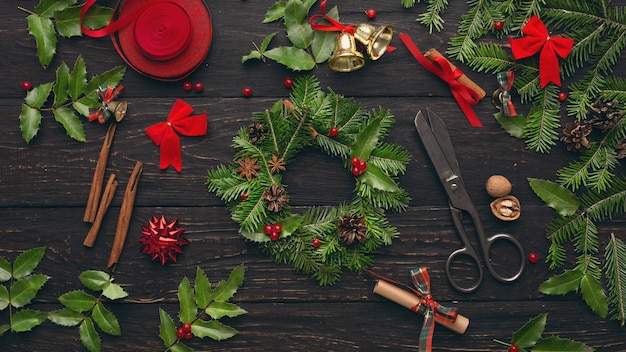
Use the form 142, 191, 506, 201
146, 99, 207, 172
309, 0, 355, 34
399, 33, 483, 127
509, 16, 573, 88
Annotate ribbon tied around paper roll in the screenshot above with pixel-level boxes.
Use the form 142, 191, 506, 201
509, 16, 573, 88
81, 0, 212, 81
145, 99, 207, 172
493, 70, 517, 116
399, 33, 484, 127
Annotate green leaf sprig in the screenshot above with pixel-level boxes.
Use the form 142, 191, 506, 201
494, 313, 594, 351
19, 0, 113, 68
0, 247, 49, 336
158, 265, 247, 352
48, 270, 128, 352
19, 55, 126, 143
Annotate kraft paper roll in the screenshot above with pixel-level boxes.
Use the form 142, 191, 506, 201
424, 48, 486, 100
373, 280, 470, 334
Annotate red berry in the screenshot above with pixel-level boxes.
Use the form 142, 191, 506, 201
494, 21, 504, 31
270, 232, 280, 241
272, 223, 282, 233
365, 9, 376, 20
241, 193, 249, 201
528, 252, 539, 264
182, 82, 193, 92
176, 328, 185, 339
242, 87, 253, 97
264, 224, 273, 235
194, 82, 204, 92
357, 160, 367, 171
351, 157, 360, 167
509, 345, 519, 352
329, 127, 338, 137
284, 77, 293, 89
21, 81, 32, 91
182, 323, 191, 332
184, 331, 193, 340
311, 238, 321, 248
352, 166, 361, 176
558, 92, 568, 101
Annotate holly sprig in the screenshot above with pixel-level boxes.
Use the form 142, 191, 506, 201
0, 247, 49, 336
242, 0, 339, 71
19, 55, 126, 143
19, 0, 113, 68
528, 178, 626, 327
158, 265, 246, 352
494, 313, 594, 351
48, 270, 128, 352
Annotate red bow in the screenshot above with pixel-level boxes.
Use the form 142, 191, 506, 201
509, 16, 573, 88
145, 99, 207, 172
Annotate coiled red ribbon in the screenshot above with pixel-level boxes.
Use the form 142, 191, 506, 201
145, 99, 207, 172
399, 33, 483, 127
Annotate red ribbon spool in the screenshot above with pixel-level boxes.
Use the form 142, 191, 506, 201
81, 0, 212, 81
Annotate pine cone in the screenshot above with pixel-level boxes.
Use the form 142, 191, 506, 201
262, 184, 288, 212
587, 98, 624, 133
615, 137, 626, 159
560, 121, 592, 152
247, 122, 267, 144
337, 214, 368, 245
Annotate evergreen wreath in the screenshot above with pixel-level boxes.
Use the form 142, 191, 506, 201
206, 76, 410, 285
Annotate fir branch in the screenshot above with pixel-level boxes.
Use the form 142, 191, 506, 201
417, 0, 448, 33
447, 0, 488, 62
604, 233, 626, 327
524, 84, 561, 152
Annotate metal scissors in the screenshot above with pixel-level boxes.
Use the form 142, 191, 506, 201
414, 109, 525, 293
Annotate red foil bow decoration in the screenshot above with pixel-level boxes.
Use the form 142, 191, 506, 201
145, 99, 207, 172
139, 215, 189, 265
88, 85, 124, 124
509, 16, 574, 88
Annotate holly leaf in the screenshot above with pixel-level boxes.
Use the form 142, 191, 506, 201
102, 282, 128, 300
27, 14, 57, 68
79, 318, 101, 352
73, 95, 100, 117
11, 309, 47, 332
206, 301, 247, 320
0, 285, 9, 311
12, 247, 46, 280
56, 5, 113, 38
92, 302, 121, 336
59, 290, 97, 312
263, 46, 316, 71
359, 163, 400, 192
263, 1, 287, 23
539, 269, 584, 295
494, 112, 526, 138
580, 273, 608, 318
310, 6, 339, 63
25, 82, 54, 109
528, 178, 580, 216
242, 32, 277, 63
351, 116, 383, 161
86, 66, 126, 95
170, 342, 193, 352
9, 274, 50, 308
212, 264, 245, 303
54, 107, 86, 142
191, 319, 238, 341
194, 267, 213, 308
284, 0, 314, 49
68, 56, 87, 101
0, 257, 11, 282
48, 308, 84, 327
0, 324, 10, 336
158, 308, 177, 347
34, 0, 76, 18
53, 62, 70, 107
79, 270, 110, 291
532, 336, 594, 352
20, 104, 43, 143
178, 277, 197, 324
511, 313, 546, 349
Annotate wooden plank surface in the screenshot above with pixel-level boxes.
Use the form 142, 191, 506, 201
1, 0, 625, 351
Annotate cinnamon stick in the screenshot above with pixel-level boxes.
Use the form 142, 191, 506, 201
107, 161, 142, 270
423, 48, 486, 99
83, 173, 118, 248
84, 123, 117, 223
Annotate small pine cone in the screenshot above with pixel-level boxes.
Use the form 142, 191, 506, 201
560, 121, 592, 152
587, 98, 624, 133
337, 214, 368, 245
247, 122, 267, 144
615, 138, 626, 159
262, 184, 288, 212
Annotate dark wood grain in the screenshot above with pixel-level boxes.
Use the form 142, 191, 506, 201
1, 0, 625, 351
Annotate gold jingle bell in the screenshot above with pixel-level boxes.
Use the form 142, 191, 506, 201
105, 100, 128, 122
354, 23, 393, 60
328, 32, 365, 72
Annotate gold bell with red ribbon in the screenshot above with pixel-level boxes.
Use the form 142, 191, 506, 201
328, 31, 366, 72
105, 100, 128, 122
354, 23, 393, 60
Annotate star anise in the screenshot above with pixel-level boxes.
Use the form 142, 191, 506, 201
262, 184, 288, 212
268, 154, 286, 174
337, 214, 368, 245
247, 122, 267, 144
235, 156, 261, 181
560, 121, 592, 152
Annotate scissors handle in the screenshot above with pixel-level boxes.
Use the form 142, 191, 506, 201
482, 233, 525, 283
445, 246, 484, 293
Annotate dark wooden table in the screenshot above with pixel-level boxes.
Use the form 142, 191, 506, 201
1, 1, 625, 351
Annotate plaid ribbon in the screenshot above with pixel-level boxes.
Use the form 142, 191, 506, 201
496, 70, 517, 116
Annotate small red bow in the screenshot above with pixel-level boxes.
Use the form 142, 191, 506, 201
88, 85, 124, 124
145, 99, 207, 172
509, 16, 574, 88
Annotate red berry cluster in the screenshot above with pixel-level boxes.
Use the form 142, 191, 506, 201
183, 82, 203, 92
350, 157, 367, 176
264, 223, 282, 241
176, 323, 193, 340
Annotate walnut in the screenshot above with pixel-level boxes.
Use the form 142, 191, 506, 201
490, 195, 521, 221
485, 175, 512, 198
